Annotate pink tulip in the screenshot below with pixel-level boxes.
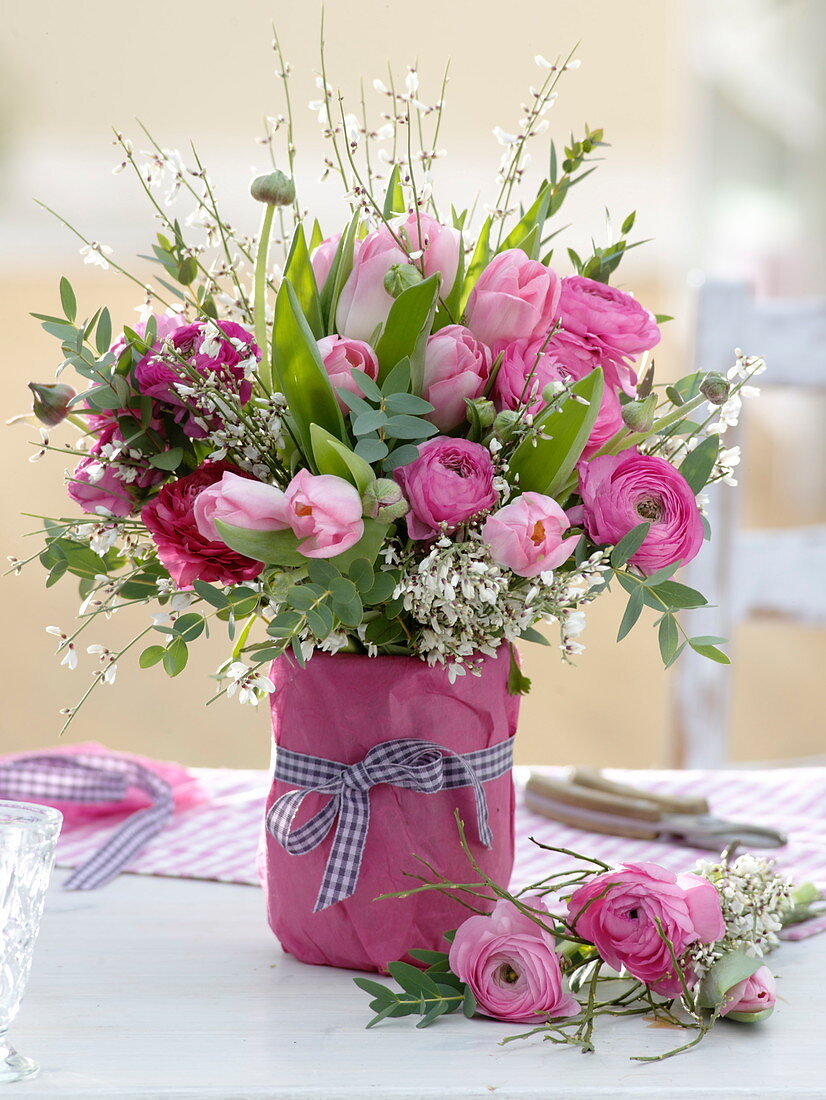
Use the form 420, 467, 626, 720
482, 493, 578, 577
316, 335, 380, 412
720, 966, 776, 1019
393, 211, 461, 295
193, 471, 289, 542
466, 249, 561, 347
422, 325, 491, 430
282, 470, 364, 558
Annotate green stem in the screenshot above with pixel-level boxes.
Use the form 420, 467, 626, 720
255, 204, 276, 391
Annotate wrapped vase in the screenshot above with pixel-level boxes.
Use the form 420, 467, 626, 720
262, 647, 519, 972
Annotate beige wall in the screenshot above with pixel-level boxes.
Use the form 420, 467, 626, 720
1, 1, 823, 768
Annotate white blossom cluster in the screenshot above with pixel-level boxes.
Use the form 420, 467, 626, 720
393, 533, 609, 681
686, 852, 794, 980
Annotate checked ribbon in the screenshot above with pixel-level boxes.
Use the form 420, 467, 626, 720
266, 737, 514, 912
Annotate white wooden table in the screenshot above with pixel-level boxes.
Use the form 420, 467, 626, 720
6, 870, 823, 1099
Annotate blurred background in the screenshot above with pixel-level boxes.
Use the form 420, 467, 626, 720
1, 0, 823, 769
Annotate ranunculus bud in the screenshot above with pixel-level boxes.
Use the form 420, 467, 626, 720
250, 170, 296, 206
621, 393, 657, 432
492, 409, 521, 442
29, 382, 76, 426
700, 372, 731, 406
361, 477, 409, 523
383, 262, 423, 299
465, 397, 495, 428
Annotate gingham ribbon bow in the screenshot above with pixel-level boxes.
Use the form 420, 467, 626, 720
0, 753, 175, 890
266, 737, 514, 912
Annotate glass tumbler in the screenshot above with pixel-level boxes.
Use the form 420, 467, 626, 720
0, 801, 62, 1084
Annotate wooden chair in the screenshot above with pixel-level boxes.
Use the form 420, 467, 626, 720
670, 280, 826, 767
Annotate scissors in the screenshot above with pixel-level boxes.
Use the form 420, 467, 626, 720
524, 767, 787, 850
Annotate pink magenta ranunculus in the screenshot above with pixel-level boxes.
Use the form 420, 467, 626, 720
482, 493, 579, 577
135, 320, 258, 437
335, 213, 460, 342
492, 338, 564, 414
577, 452, 704, 573
141, 462, 265, 589
547, 327, 639, 397
465, 250, 561, 347
558, 275, 660, 386
568, 863, 725, 991
316, 335, 380, 411
67, 424, 164, 518
281, 469, 364, 558
720, 966, 776, 1019
193, 471, 289, 542
422, 325, 492, 430
393, 437, 498, 540
449, 898, 580, 1023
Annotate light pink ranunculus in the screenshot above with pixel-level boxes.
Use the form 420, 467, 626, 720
335, 213, 460, 342
193, 471, 289, 542
720, 966, 776, 1019
466, 250, 561, 347
422, 325, 492, 430
282, 470, 364, 558
558, 275, 660, 373
577, 452, 704, 573
316, 335, 380, 411
482, 493, 578, 577
393, 437, 497, 540
449, 898, 580, 1023
568, 863, 725, 991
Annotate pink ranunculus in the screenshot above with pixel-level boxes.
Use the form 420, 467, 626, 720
393, 437, 498, 540
335, 213, 460, 342
545, 326, 638, 402
577, 452, 704, 573
492, 338, 564, 414
316, 335, 380, 411
558, 275, 660, 392
193, 471, 289, 543
482, 493, 579, 577
449, 898, 580, 1023
466, 250, 561, 347
568, 863, 725, 991
422, 325, 492, 431
136, 320, 258, 437
720, 966, 776, 1019
282, 469, 364, 558
141, 462, 265, 589
67, 424, 164, 518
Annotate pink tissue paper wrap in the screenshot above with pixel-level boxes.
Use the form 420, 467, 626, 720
263, 647, 519, 972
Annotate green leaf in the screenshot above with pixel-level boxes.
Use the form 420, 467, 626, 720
362, 571, 396, 605
375, 279, 440, 390
331, 518, 389, 571
498, 182, 551, 257
507, 369, 604, 497
460, 216, 491, 312
680, 434, 720, 495
353, 976, 394, 1001
349, 368, 383, 403
507, 647, 532, 695
462, 986, 477, 1019
519, 626, 551, 646
148, 447, 184, 471
329, 576, 363, 627
310, 425, 376, 494
215, 520, 306, 567
319, 210, 360, 334
658, 614, 679, 665
648, 580, 708, 609
272, 280, 346, 459
192, 579, 229, 608
384, 392, 434, 415
163, 636, 188, 676
696, 950, 764, 1010
59, 276, 77, 322
386, 961, 442, 998
416, 1001, 450, 1028
383, 414, 438, 440
364, 614, 405, 645
306, 604, 335, 638
95, 308, 112, 355
354, 438, 389, 463
173, 613, 205, 642
352, 409, 388, 436
381, 358, 412, 397
139, 645, 165, 669
348, 558, 374, 593
689, 641, 731, 664
382, 445, 420, 472
284, 225, 323, 338
617, 585, 644, 641
382, 164, 406, 218
610, 522, 650, 568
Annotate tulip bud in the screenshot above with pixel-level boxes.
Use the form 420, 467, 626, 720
621, 393, 658, 432
465, 397, 495, 429
361, 478, 409, 523
492, 409, 521, 442
29, 382, 76, 426
383, 263, 423, 299
700, 372, 731, 406
250, 170, 296, 206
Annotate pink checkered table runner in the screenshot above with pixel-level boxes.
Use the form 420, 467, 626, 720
55, 765, 826, 913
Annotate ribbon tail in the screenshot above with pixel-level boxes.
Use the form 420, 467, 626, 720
64, 797, 173, 890
313, 788, 371, 912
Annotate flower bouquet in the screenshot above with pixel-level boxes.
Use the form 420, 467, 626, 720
17, 34, 764, 969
